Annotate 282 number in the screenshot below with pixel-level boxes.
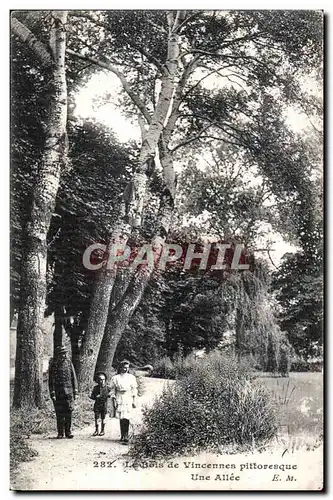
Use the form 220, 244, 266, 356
93, 461, 115, 468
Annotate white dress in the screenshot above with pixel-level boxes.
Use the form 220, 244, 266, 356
110, 373, 138, 419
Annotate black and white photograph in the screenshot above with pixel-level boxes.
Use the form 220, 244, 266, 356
9, 9, 323, 491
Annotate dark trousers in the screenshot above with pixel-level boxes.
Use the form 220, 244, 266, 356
53, 399, 73, 436
120, 418, 130, 440
93, 403, 107, 421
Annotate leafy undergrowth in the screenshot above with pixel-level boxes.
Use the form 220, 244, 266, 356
130, 352, 278, 460
152, 354, 198, 380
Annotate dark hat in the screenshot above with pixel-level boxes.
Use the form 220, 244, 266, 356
55, 345, 67, 354
94, 371, 107, 382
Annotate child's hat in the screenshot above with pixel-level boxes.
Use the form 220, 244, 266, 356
94, 371, 107, 382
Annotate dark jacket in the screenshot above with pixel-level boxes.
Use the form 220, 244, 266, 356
49, 356, 78, 400
90, 384, 111, 410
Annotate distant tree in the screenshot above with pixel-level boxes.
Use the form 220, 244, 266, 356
272, 251, 323, 358
279, 341, 291, 377
266, 330, 280, 375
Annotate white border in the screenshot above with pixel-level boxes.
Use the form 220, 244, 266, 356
2, 3, 329, 499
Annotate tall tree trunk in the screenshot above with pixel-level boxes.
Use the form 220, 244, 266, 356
75, 262, 119, 388
110, 267, 135, 310
76, 13, 180, 389
96, 149, 176, 374
53, 305, 64, 353
13, 12, 68, 408
70, 322, 83, 374
82, 267, 134, 379
53, 305, 73, 357
10, 305, 15, 328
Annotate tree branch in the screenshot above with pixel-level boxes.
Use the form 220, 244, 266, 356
220, 31, 266, 49
173, 12, 202, 33
66, 48, 152, 124
132, 43, 165, 74
253, 248, 279, 269
199, 135, 241, 147
11, 16, 53, 67
163, 55, 200, 144
138, 114, 147, 143
181, 63, 233, 102
171, 123, 213, 153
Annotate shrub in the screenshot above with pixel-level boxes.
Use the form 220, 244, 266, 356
10, 407, 51, 473
152, 356, 175, 379
290, 356, 310, 372
130, 352, 277, 459
10, 430, 38, 472
152, 353, 197, 380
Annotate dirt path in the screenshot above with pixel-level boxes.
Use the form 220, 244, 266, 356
11, 377, 323, 491
11, 378, 168, 491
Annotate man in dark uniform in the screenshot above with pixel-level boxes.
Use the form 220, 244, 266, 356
48, 345, 78, 439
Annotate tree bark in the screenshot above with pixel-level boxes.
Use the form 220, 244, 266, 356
13, 12, 68, 408
76, 12, 181, 389
69, 322, 83, 374
11, 16, 53, 67
53, 304, 64, 353
96, 148, 176, 374
110, 266, 135, 310
95, 270, 150, 374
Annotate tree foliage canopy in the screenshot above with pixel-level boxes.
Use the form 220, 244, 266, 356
11, 10, 323, 377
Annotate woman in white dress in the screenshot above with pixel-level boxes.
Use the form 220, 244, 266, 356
110, 360, 138, 444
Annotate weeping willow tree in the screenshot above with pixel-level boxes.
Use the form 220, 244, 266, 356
159, 254, 290, 375
231, 260, 291, 375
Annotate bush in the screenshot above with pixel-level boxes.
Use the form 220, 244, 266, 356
290, 356, 311, 372
152, 353, 197, 380
130, 352, 277, 459
10, 431, 38, 472
10, 407, 52, 473
152, 356, 176, 379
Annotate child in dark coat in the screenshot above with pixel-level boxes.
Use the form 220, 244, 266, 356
90, 372, 111, 436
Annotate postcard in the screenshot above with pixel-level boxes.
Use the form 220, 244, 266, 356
10, 9, 323, 491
